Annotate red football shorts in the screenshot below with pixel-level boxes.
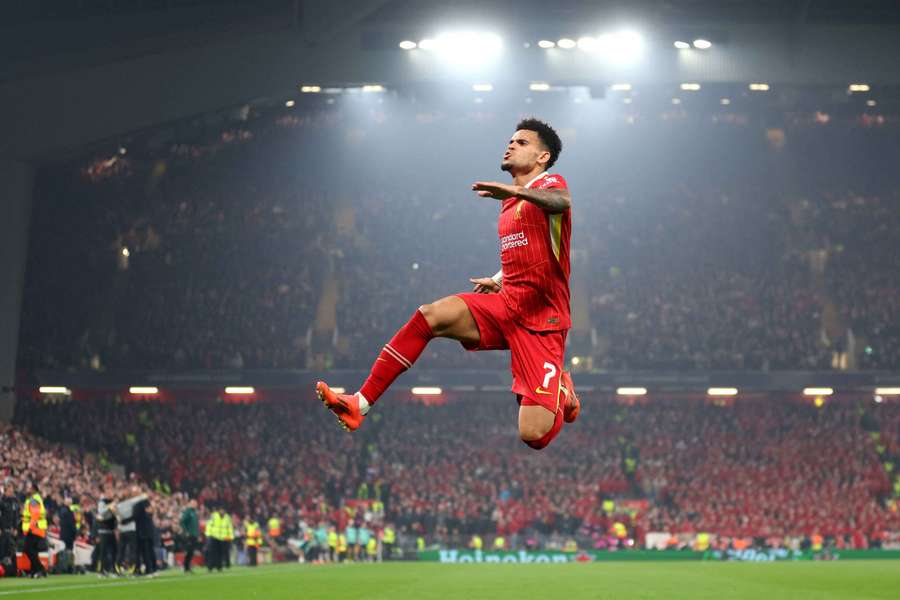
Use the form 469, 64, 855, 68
456, 292, 568, 414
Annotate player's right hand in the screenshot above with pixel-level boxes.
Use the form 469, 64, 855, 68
470, 277, 501, 294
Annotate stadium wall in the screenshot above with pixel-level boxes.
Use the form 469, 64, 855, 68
0, 159, 33, 422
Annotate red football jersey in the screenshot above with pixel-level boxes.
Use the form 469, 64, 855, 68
498, 172, 571, 332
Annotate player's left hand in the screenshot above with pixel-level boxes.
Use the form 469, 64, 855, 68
472, 181, 521, 200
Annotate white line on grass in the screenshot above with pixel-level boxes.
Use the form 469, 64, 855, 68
0, 564, 296, 596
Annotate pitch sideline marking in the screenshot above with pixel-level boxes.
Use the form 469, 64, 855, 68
0, 564, 301, 596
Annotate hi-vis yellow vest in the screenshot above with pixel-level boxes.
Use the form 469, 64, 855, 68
22, 494, 47, 537
268, 517, 281, 537
245, 521, 262, 547
205, 511, 222, 540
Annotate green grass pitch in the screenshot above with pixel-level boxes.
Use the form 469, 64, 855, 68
1, 561, 899, 599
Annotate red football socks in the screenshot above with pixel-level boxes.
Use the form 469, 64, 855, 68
359, 309, 435, 404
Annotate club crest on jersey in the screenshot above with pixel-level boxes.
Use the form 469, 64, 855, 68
515, 200, 525, 219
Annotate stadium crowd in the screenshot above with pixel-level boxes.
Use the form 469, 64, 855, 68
14, 393, 899, 552
0, 422, 190, 576
0, 419, 396, 578
584, 185, 830, 371
16, 105, 900, 374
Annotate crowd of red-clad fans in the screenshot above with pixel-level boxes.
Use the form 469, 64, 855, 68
0, 422, 191, 572
14, 393, 899, 551
16, 102, 900, 374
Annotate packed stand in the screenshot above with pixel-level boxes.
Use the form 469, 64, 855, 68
0, 422, 190, 577
20, 119, 330, 372
18, 104, 900, 373
584, 185, 830, 370
15, 393, 900, 552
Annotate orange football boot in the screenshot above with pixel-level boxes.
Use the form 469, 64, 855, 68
560, 370, 580, 423
316, 381, 365, 432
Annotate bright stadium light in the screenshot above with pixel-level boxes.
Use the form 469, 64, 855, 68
680, 83, 701, 91
399, 40, 417, 50
720, 98, 731, 105
749, 83, 770, 91
284, 100, 295, 108
875, 387, 900, 395
361, 85, 385, 93
571, 356, 581, 366
538, 40, 555, 49
529, 82, 551, 91
707, 387, 738, 396
129, 386, 159, 395
866, 99, 877, 107
610, 83, 632, 91
411, 387, 442, 395
693, 39, 712, 49
300, 85, 321, 93
472, 83, 493, 92
577, 36, 597, 51
674, 40, 691, 49
848, 83, 870, 93
423, 32, 503, 66
557, 38, 576, 49
595, 31, 644, 65
617, 387, 647, 396
225, 386, 255, 395
39, 386, 71, 395
121, 247, 130, 257
803, 387, 833, 396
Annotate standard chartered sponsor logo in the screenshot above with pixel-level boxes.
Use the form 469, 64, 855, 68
438, 550, 569, 563
501, 231, 529, 251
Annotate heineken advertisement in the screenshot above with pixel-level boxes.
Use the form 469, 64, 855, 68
705, 549, 900, 562
420, 549, 900, 563
421, 550, 703, 563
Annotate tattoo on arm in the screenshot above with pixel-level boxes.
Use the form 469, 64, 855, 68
516, 187, 571, 212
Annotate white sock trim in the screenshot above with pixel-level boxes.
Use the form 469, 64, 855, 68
357, 392, 370, 416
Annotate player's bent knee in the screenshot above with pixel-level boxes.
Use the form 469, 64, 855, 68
520, 409, 564, 451
417, 303, 442, 332
519, 421, 552, 442
420, 297, 469, 337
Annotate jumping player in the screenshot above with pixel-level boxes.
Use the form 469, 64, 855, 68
317, 118, 579, 449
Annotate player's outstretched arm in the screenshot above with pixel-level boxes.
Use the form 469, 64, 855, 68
472, 181, 571, 212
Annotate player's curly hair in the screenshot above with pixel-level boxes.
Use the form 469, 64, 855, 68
515, 117, 562, 170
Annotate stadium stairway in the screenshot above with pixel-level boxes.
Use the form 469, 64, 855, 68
308, 276, 339, 367
862, 407, 900, 515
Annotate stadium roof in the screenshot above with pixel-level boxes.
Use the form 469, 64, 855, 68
3, 0, 900, 160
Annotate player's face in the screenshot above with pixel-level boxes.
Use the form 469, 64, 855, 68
501, 130, 549, 173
